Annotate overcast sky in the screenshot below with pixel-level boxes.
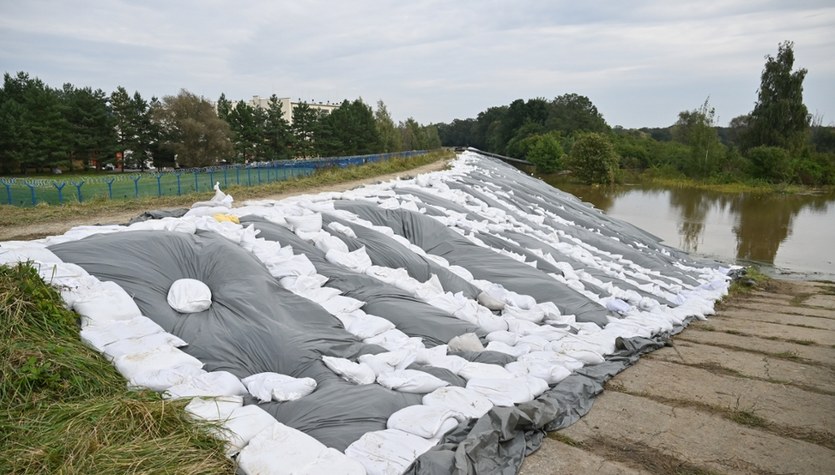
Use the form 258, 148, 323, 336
1, 1, 833, 128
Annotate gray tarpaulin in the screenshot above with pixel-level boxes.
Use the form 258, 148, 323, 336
333, 201, 613, 327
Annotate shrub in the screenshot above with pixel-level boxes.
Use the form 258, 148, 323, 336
567, 133, 619, 184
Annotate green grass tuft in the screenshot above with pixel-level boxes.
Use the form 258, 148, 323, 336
0, 263, 234, 474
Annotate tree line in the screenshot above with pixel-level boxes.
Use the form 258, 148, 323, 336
436, 41, 835, 185
0, 73, 441, 174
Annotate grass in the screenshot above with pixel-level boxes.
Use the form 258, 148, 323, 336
725, 266, 770, 299
0, 263, 234, 474
643, 176, 812, 194
0, 149, 452, 236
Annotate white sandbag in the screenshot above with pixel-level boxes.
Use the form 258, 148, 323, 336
114, 345, 204, 382
73, 280, 143, 325
165, 371, 248, 400
457, 362, 514, 381
191, 182, 234, 208
221, 405, 281, 456
345, 429, 437, 475
285, 213, 323, 233
485, 341, 530, 358
325, 246, 373, 273
79, 316, 165, 352
344, 314, 396, 340
358, 350, 416, 376
294, 447, 367, 475
0, 245, 62, 265
426, 355, 468, 375
326, 221, 358, 239
465, 377, 535, 406
268, 254, 317, 279
237, 421, 330, 474
364, 329, 409, 349
447, 333, 484, 353
184, 205, 231, 217
127, 364, 206, 391
422, 386, 493, 420
376, 369, 449, 393
485, 331, 518, 346
387, 405, 461, 439
524, 375, 550, 398
305, 231, 350, 254
505, 360, 571, 385
477, 291, 505, 311
320, 295, 366, 315
279, 273, 329, 293
414, 345, 447, 365
241, 372, 317, 403
185, 395, 243, 421
167, 278, 212, 313
296, 286, 342, 302
103, 332, 188, 361
322, 356, 376, 385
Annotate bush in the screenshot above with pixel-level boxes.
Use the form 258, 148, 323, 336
747, 146, 792, 182
567, 133, 619, 184
525, 133, 564, 174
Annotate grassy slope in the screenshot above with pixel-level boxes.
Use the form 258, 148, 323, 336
0, 263, 233, 474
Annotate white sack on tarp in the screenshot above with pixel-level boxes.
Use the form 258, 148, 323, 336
326, 221, 358, 238
0, 245, 63, 265
425, 355, 469, 375
191, 182, 234, 208
414, 345, 447, 365
185, 395, 243, 421
73, 280, 143, 326
505, 360, 571, 385
447, 333, 484, 353
485, 341, 531, 358
291, 447, 368, 475
220, 405, 280, 456
465, 377, 538, 407
325, 246, 373, 273
322, 356, 376, 385
345, 429, 438, 475
241, 372, 317, 403
285, 213, 323, 233
422, 386, 493, 420
387, 405, 461, 439
320, 295, 366, 315
127, 364, 206, 392
167, 278, 212, 313
342, 314, 396, 340
268, 254, 317, 279
358, 350, 416, 377
165, 371, 248, 400
114, 345, 204, 382
184, 205, 230, 218
295, 286, 342, 302
79, 316, 165, 352
457, 362, 514, 381
364, 329, 412, 351
485, 331, 519, 346
376, 369, 449, 393
103, 332, 188, 361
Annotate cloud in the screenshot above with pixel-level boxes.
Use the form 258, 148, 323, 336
1, 0, 833, 127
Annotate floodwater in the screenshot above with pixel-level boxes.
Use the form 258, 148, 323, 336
549, 182, 835, 281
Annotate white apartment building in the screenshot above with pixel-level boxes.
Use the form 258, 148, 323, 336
236, 96, 340, 125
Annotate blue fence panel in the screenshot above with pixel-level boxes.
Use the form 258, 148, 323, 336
1, 150, 427, 207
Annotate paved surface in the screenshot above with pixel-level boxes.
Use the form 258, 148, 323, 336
521, 279, 835, 475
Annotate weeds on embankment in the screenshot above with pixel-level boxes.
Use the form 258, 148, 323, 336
0, 263, 234, 474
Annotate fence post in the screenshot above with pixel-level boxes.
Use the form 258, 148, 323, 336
175, 172, 182, 195
132, 175, 141, 197
53, 181, 66, 204
193, 171, 199, 193
208, 170, 215, 190
236, 166, 241, 185
1, 179, 12, 205
24, 181, 37, 206
71, 180, 85, 203
247, 167, 252, 186
257, 166, 262, 184
105, 178, 115, 199
223, 167, 228, 188
155, 174, 163, 197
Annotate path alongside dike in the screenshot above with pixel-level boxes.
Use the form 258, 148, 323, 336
521, 279, 835, 475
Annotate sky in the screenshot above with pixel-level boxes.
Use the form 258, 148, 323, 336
1, 0, 833, 128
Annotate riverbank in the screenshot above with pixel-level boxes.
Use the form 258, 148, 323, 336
522, 277, 835, 474
0, 150, 452, 241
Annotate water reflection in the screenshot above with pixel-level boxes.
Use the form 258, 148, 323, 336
549, 179, 835, 277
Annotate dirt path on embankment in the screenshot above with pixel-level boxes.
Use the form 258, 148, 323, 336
522, 279, 835, 475
0, 159, 451, 242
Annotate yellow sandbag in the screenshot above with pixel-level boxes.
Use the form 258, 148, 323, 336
212, 214, 240, 224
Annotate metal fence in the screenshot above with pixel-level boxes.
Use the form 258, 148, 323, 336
1, 151, 427, 207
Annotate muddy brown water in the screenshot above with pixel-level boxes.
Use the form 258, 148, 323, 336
549, 182, 835, 281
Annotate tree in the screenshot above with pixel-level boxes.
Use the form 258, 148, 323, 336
291, 102, 320, 158
399, 118, 422, 150
547, 93, 609, 135
375, 100, 401, 152
263, 94, 293, 160
111, 87, 156, 169
226, 100, 262, 162
567, 132, 619, 184
319, 98, 381, 156
522, 132, 564, 173
61, 84, 115, 170
746, 41, 810, 152
153, 90, 233, 167
671, 98, 725, 177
